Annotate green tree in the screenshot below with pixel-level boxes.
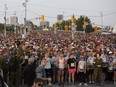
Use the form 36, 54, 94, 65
52, 15, 93, 33
26, 21, 34, 29
0, 23, 4, 33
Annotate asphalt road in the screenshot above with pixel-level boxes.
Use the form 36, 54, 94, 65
51, 83, 116, 87
19, 82, 116, 87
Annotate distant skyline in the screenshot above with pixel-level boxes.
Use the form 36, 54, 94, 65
0, 0, 116, 27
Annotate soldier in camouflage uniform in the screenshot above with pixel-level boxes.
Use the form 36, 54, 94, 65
94, 53, 103, 85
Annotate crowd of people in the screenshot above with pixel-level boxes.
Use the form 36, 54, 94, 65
0, 30, 116, 87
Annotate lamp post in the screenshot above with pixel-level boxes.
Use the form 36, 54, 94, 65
23, 0, 29, 36
4, 4, 7, 37
71, 15, 76, 39
83, 16, 85, 34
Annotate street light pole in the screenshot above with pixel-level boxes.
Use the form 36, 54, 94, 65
101, 12, 103, 32
14, 11, 17, 34
23, 0, 29, 36
83, 16, 86, 34
4, 4, 7, 37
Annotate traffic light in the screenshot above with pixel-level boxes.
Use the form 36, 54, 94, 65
84, 21, 87, 26
53, 22, 56, 28
41, 15, 45, 22
71, 15, 76, 23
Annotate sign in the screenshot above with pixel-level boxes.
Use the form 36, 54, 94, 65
65, 25, 69, 32
71, 15, 76, 23
57, 14, 63, 21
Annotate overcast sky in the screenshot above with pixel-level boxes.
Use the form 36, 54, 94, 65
0, 0, 116, 27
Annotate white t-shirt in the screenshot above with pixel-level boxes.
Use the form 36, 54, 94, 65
78, 61, 86, 72
108, 61, 113, 71
52, 56, 58, 66
101, 54, 107, 62
44, 58, 51, 69
87, 57, 94, 65
59, 58, 65, 69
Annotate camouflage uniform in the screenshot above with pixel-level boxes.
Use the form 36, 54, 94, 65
94, 58, 102, 84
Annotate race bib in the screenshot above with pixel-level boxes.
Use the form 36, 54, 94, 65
80, 64, 84, 69
71, 63, 74, 67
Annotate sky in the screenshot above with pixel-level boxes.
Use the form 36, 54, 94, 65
0, 0, 116, 27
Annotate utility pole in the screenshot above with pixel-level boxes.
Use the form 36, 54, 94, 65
83, 16, 86, 34
63, 11, 64, 21
23, 0, 29, 36
14, 11, 17, 34
101, 12, 103, 32
4, 4, 7, 37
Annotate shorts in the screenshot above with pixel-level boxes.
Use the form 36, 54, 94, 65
88, 69, 94, 74
64, 68, 68, 71
58, 68, 64, 71
52, 67, 58, 73
68, 68, 76, 74
45, 69, 51, 78
114, 69, 116, 71
102, 67, 107, 73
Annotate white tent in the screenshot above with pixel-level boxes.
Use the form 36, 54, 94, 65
112, 25, 116, 33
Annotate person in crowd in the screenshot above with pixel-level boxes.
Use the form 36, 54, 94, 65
51, 51, 58, 84
107, 57, 114, 82
0, 68, 4, 87
9, 52, 20, 87
101, 51, 108, 84
35, 59, 52, 86
23, 58, 36, 87
57, 52, 66, 86
32, 78, 43, 87
113, 50, 116, 84
0, 52, 9, 84
44, 53, 52, 80
20, 52, 29, 84
87, 53, 95, 84
67, 53, 76, 85
94, 53, 102, 85
77, 56, 88, 86
63, 49, 69, 83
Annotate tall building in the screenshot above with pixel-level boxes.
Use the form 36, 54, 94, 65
10, 16, 18, 25
57, 14, 63, 22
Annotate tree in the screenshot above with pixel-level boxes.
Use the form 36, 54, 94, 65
52, 15, 93, 33
26, 21, 34, 29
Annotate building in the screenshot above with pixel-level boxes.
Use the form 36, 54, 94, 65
112, 25, 116, 33
57, 14, 63, 22
10, 16, 18, 25
40, 21, 49, 27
